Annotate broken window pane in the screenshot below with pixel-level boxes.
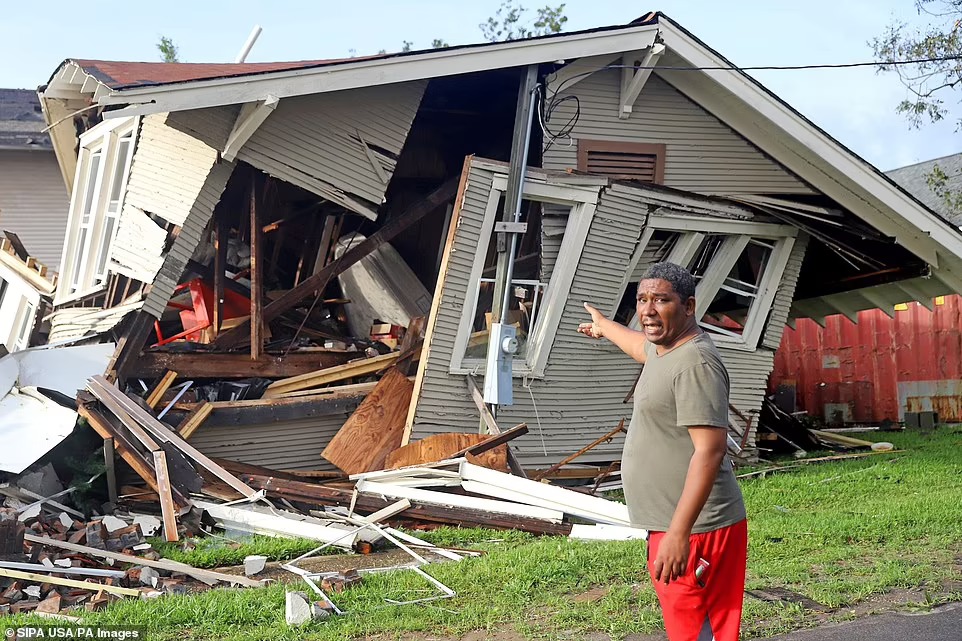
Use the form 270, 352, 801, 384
615, 229, 680, 325
464, 197, 545, 361
699, 238, 773, 338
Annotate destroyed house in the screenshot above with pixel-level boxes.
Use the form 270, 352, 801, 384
37, 12, 962, 474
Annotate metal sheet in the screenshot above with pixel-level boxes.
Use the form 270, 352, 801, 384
771, 295, 962, 422
0, 385, 77, 474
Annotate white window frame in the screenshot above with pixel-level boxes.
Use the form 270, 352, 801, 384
0, 263, 43, 352
449, 174, 600, 378
614, 215, 797, 351
56, 116, 139, 305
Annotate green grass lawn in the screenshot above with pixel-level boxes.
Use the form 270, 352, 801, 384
7, 428, 962, 640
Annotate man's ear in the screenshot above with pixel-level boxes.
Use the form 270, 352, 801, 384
685, 296, 696, 316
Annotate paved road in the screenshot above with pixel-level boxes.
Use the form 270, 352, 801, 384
760, 602, 962, 641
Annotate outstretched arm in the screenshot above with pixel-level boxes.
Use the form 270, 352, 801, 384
577, 302, 649, 364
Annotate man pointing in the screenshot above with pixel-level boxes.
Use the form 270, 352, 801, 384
579, 261, 747, 641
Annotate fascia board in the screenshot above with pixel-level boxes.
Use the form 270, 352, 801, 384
97, 25, 660, 116
655, 20, 962, 264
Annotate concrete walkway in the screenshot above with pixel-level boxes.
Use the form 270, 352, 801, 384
758, 602, 962, 641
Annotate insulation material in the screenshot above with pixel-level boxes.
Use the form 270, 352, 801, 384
334, 234, 432, 340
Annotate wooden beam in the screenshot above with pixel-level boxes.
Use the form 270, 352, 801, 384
107, 311, 156, 384
78, 402, 189, 509
822, 294, 861, 324
222, 95, 279, 161
533, 419, 626, 481
127, 349, 357, 379
450, 423, 529, 458
466, 375, 501, 436
153, 450, 180, 542
191, 394, 365, 428
619, 43, 665, 119
249, 179, 263, 360
858, 288, 896, 319
263, 351, 400, 397
3, 230, 29, 260
146, 370, 178, 409
89, 376, 259, 500
103, 438, 118, 504
176, 402, 214, 439
213, 214, 227, 336
213, 177, 459, 349
896, 281, 935, 311
24, 533, 264, 588
0, 567, 141, 597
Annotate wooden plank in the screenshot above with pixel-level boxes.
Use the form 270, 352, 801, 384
23, 534, 264, 588
176, 402, 213, 439
466, 375, 500, 435
127, 349, 357, 379
533, 420, 626, 481
213, 177, 459, 349
153, 450, 180, 543
192, 394, 365, 428
103, 438, 118, 504
0, 567, 141, 597
107, 311, 156, 384
84, 386, 160, 453
450, 423, 529, 457
3, 230, 29, 261
264, 351, 400, 398
77, 402, 189, 509
321, 367, 414, 474
213, 213, 227, 335
249, 180, 263, 360
385, 433, 509, 471
271, 379, 379, 400
89, 376, 259, 500
146, 370, 178, 409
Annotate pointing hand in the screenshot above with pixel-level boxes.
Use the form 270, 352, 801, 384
578, 302, 606, 339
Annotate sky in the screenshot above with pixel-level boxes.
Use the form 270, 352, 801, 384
2, 0, 959, 171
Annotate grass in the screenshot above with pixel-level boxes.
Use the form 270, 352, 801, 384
149, 533, 328, 568
7, 428, 962, 640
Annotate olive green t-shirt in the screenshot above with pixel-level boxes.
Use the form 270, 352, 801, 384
621, 333, 746, 533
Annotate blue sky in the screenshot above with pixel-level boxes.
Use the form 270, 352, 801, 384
2, 0, 958, 170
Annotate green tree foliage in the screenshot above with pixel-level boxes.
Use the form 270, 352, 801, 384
480, 1, 568, 42
873, 1, 961, 213
157, 36, 180, 63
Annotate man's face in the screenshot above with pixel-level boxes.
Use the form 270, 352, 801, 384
636, 278, 696, 346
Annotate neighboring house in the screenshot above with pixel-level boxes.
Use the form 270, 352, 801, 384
772, 153, 962, 424
37, 12, 962, 468
0, 89, 68, 350
0, 89, 70, 270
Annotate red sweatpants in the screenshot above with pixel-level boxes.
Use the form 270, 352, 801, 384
647, 519, 748, 641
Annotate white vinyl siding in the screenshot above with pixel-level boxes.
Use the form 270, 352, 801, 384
0, 151, 69, 271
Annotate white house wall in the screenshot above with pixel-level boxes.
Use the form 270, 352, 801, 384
0, 261, 42, 352
543, 71, 813, 196
0, 150, 69, 270
165, 81, 427, 219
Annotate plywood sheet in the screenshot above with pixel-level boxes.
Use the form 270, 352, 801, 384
385, 433, 508, 471
321, 367, 414, 474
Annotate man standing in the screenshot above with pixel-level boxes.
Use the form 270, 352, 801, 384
578, 261, 747, 641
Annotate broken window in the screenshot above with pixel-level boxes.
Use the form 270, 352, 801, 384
463, 196, 545, 361
451, 174, 601, 377
57, 117, 138, 303
614, 229, 680, 325
699, 238, 773, 340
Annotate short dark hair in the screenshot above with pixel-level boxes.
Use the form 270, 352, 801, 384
640, 262, 697, 300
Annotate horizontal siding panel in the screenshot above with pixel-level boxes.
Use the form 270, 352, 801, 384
0, 150, 69, 270
543, 71, 811, 195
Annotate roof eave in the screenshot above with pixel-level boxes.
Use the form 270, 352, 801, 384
93, 23, 662, 117
654, 15, 962, 277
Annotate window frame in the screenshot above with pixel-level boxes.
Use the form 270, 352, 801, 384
577, 139, 666, 184
449, 173, 600, 378
56, 117, 139, 305
613, 215, 797, 351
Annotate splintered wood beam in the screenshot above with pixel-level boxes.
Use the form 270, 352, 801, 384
466, 375, 500, 436
249, 179, 263, 360
77, 402, 190, 509
146, 370, 178, 409
127, 350, 357, 379
107, 311, 157, 384
153, 450, 180, 542
213, 214, 227, 335
213, 177, 459, 349
264, 351, 400, 397
176, 402, 214, 439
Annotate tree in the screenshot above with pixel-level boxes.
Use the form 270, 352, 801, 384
157, 36, 180, 63
480, 1, 567, 42
872, 1, 961, 213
